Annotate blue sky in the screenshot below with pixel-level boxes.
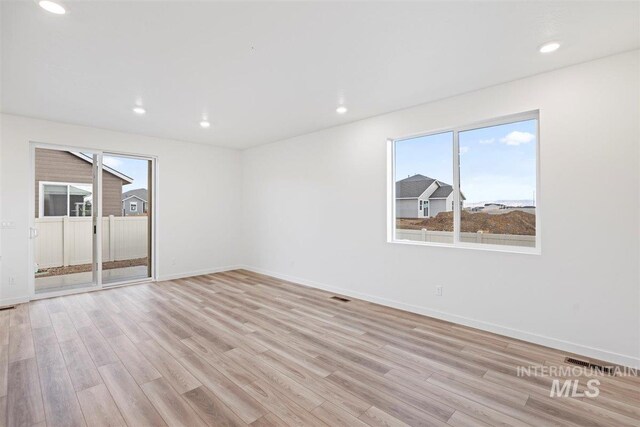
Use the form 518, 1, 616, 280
396, 131, 454, 185
395, 119, 537, 204
102, 156, 149, 192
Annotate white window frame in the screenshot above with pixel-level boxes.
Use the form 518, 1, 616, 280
387, 110, 541, 254
130, 201, 138, 212
39, 181, 93, 218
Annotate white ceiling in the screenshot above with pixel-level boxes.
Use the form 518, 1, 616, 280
1, 1, 639, 149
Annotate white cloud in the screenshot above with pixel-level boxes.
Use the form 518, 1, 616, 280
500, 131, 535, 146
103, 156, 123, 169
459, 146, 470, 155
479, 138, 495, 145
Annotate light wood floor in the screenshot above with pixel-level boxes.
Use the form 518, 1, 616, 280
1, 270, 638, 427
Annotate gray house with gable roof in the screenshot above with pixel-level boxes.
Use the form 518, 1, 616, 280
396, 174, 464, 218
122, 188, 148, 216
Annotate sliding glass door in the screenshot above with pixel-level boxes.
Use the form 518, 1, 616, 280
32, 145, 154, 295
33, 147, 100, 294
101, 153, 153, 285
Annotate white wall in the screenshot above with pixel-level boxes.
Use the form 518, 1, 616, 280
1, 51, 637, 367
0, 114, 243, 304
242, 51, 640, 367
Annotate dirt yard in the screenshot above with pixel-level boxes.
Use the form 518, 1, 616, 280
397, 210, 535, 235
37, 258, 148, 277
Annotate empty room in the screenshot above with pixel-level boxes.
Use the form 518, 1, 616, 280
0, 1, 639, 426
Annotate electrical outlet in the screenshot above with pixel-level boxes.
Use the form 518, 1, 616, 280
9, 276, 15, 286
436, 285, 443, 296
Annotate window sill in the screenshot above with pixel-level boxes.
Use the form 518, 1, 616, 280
389, 238, 541, 255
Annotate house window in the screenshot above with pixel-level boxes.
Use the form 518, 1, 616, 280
40, 182, 93, 217
394, 131, 453, 243
130, 202, 137, 212
390, 111, 539, 252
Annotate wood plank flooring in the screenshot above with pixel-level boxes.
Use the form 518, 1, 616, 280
1, 270, 638, 426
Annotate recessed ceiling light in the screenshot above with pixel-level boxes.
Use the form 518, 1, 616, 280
539, 41, 560, 53
336, 106, 348, 114
132, 106, 146, 115
38, 1, 66, 15
200, 120, 211, 128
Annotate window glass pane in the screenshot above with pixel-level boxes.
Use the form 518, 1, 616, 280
459, 119, 537, 248
35, 148, 97, 294
102, 155, 151, 285
43, 184, 68, 216
395, 131, 453, 243
68, 184, 93, 217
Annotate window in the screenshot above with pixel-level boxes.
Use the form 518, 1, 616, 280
40, 182, 93, 217
394, 131, 453, 243
390, 111, 539, 252
130, 202, 137, 212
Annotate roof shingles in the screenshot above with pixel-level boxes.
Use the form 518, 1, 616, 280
430, 184, 453, 199
395, 174, 459, 199
395, 174, 435, 198
122, 188, 148, 202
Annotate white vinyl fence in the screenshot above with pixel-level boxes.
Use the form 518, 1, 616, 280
395, 229, 535, 247
35, 216, 148, 268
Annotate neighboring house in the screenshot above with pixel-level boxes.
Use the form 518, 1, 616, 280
35, 149, 133, 217
122, 188, 148, 216
395, 174, 465, 218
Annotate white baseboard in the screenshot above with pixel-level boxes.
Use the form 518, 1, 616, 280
240, 265, 640, 369
158, 265, 242, 282
0, 295, 30, 308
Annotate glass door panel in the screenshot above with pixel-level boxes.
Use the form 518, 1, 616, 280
101, 154, 152, 285
34, 148, 99, 294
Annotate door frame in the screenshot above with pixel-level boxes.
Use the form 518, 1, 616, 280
28, 141, 158, 300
